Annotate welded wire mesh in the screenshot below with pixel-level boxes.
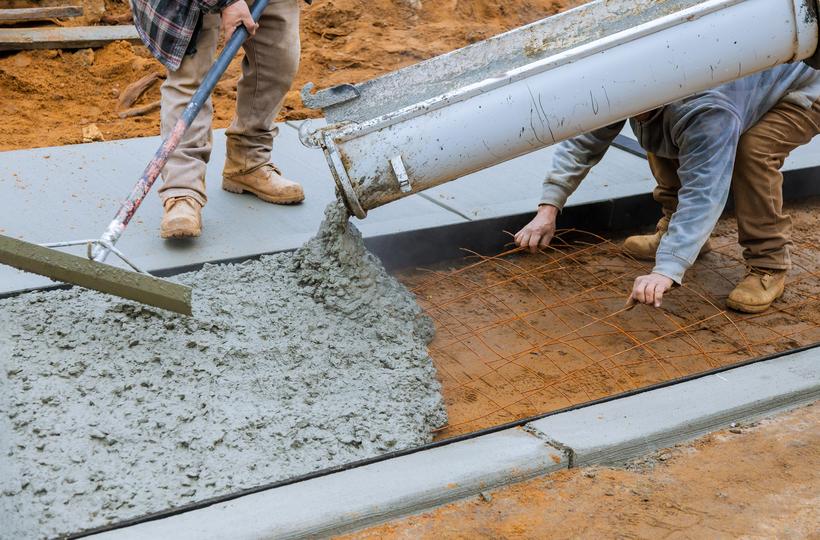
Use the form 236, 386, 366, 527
400, 222, 820, 439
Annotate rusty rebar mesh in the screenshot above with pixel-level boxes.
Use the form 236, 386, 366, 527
397, 213, 820, 440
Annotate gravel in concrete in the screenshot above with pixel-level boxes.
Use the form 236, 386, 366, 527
0, 201, 447, 539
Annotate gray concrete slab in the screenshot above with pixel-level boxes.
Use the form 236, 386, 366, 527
91, 427, 565, 540
0, 121, 660, 295
783, 135, 820, 170
1, 123, 817, 296
526, 348, 820, 467
0, 126, 465, 295
424, 145, 657, 220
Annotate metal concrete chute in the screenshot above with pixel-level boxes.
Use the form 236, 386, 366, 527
300, 0, 820, 219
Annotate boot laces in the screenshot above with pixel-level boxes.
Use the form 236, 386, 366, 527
746, 267, 776, 289
166, 196, 199, 210
261, 163, 283, 176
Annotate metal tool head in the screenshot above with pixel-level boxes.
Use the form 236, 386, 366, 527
0, 234, 192, 316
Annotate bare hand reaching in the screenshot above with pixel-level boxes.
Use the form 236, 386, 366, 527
627, 272, 674, 308
514, 204, 559, 253
221, 1, 258, 43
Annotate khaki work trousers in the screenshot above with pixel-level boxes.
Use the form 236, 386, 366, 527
158, 0, 301, 206
647, 98, 820, 271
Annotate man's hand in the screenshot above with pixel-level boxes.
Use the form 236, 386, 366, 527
221, 1, 258, 43
628, 272, 674, 308
514, 204, 559, 253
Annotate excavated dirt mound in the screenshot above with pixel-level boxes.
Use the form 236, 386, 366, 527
0, 0, 584, 151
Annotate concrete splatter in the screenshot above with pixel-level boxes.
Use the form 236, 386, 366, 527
0, 201, 446, 539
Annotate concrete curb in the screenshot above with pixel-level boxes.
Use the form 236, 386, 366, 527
92, 428, 565, 540
527, 348, 820, 467
90, 349, 819, 540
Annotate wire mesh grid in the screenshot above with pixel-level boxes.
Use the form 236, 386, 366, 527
400, 225, 820, 439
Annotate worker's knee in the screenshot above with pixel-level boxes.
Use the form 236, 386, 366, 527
736, 129, 767, 161
737, 127, 783, 174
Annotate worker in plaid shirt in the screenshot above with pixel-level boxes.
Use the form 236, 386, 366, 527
130, 0, 307, 239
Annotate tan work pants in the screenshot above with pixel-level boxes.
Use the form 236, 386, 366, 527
158, 0, 301, 206
647, 97, 820, 270
732, 99, 820, 269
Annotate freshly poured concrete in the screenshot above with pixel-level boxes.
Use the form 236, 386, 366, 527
0, 202, 447, 539
91, 348, 820, 540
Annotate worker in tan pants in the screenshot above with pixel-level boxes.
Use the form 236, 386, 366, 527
158, 0, 304, 238
624, 97, 820, 313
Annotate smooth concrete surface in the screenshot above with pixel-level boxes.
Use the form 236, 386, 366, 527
422, 142, 657, 221
526, 348, 820, 466
0, 123, 465, 295
1, 122, 818, 296
90, 428, 565, 540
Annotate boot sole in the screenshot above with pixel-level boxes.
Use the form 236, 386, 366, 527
725, 284, 785, 314
161, 219, 202, 238
222, 180, 305, 205
161, 227, 201, 239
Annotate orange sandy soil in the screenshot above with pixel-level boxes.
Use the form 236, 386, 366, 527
0, 0, 584, 151
343, 403, 820, 539
396, 198, 820, 439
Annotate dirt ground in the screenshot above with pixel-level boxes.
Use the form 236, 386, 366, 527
0, 0, 583, 151
344, 403, 820, 539
397, 198, 820, 439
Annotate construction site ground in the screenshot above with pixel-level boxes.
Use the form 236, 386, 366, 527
0, 0, 586, 152
345, 403, 820, 539
1, 1, 819, 537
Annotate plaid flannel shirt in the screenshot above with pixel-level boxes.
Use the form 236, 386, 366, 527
130, 0, 238, 70
131, 0, 311, 71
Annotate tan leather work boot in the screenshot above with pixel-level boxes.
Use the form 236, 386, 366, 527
222, 163, 305, 204
726, 267, 786, 314
623, 222, 713, 261
160, 196, 202, 239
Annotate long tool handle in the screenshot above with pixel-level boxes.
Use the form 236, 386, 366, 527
92, 0, 270, 262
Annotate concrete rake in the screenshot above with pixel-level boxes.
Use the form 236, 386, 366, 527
0, 0, 270, 316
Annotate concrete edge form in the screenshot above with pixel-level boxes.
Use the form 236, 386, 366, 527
527, 348, 820, 467
89, 428, 566, 540
88, 348, 819, 540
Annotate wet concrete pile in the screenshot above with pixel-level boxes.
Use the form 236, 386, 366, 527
0, 201, 447, 539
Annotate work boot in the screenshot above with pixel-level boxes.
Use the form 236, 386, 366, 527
222, 163, 305, 204
726, 267, 787, 314
623, 223, 713, 261
160, 196, 202, 239
623, 229, 666, 260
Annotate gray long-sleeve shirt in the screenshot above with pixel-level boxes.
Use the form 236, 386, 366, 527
540, 63, 820, 283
